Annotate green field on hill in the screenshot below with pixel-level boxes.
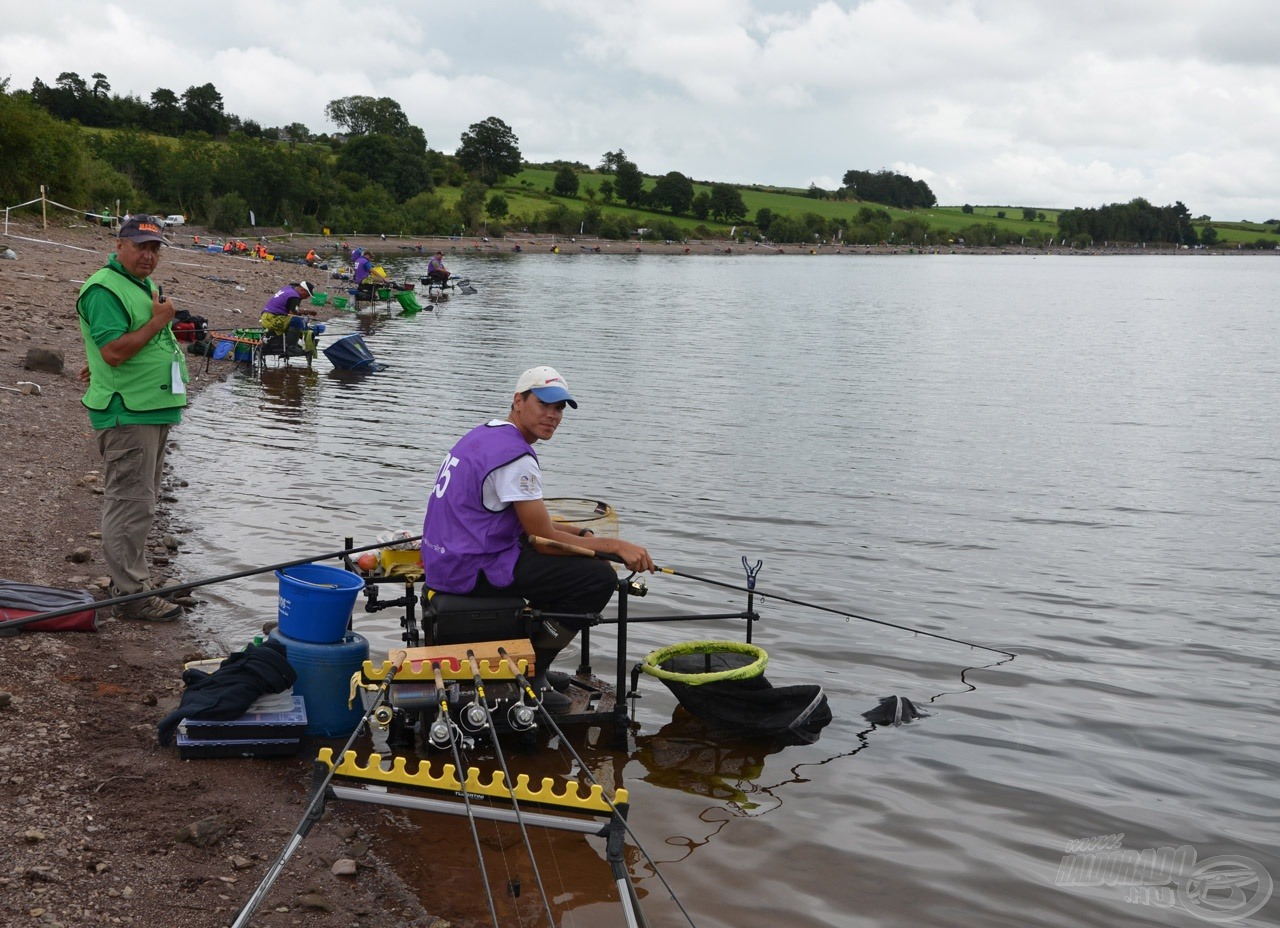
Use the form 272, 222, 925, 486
42, 124, 1280, 247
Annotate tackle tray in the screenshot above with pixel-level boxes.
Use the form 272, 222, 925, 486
177, 695, 307, 741
175, 732, 302, 760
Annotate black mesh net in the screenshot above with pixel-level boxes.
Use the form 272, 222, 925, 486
652, 649, 833, 745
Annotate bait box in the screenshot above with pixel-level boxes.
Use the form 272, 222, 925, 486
177, 695, 308, 741
175, 732, 302, 760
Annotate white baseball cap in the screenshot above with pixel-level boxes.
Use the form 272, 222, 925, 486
514, 366, 577, 408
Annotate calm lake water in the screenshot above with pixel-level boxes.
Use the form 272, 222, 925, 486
173, 251, 1280, 927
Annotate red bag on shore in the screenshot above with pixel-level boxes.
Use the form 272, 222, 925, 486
0, 582, 99, 633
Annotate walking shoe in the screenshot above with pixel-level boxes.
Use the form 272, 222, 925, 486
118, 594, 183, 622
544, 669, 573, 692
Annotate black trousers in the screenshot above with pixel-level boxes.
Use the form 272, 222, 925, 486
471, 545, 616, 630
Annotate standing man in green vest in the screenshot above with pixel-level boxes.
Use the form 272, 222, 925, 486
76, 215, 188, 622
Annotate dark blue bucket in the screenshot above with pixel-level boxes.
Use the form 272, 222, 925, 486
275, 563, 365, 643
269, 629, 369, 737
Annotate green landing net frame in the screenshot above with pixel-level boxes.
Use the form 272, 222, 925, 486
547, 498, 619, 538
640, 640, 769, 685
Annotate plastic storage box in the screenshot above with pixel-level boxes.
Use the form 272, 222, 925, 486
175, 734, 302, 759
177, 694, 307, 741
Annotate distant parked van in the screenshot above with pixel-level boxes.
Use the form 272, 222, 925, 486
163, 215, 186, 227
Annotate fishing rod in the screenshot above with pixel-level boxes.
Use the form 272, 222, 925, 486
0, 535, 423, 635
498, 646, 679, 928
530, 535, 1014, 659
431, 660, 502, 928
465, 649, 559, 928
231, 650, 407, 928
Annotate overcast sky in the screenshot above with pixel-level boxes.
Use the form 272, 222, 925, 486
4, 0, 1278, 221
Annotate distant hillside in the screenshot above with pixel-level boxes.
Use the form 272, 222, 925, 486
4, 81, 1276, 248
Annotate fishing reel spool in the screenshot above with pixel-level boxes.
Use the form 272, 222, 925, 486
422, 678, 536, 747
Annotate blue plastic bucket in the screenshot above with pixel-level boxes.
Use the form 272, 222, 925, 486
275, 563, 365, 644
269, 629, 369, 737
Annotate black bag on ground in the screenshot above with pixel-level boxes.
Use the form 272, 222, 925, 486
156, 639, 297, 746
171, 309, 210, 344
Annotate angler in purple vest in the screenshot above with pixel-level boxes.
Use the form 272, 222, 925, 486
259, 281, 317, 335
422, 365, 654, 708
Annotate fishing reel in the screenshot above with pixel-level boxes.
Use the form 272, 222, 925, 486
458, 699, 490, 735
507, 701, 537, 732
623, 575, 648, 597
427, 713, 455, 749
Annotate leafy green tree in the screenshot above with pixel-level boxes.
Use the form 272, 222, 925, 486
336, 133, 432, 201
0, 91, 94, 205
537, 203, 574, 235
149, 88, 182, 134
598, 178, 615, 205
581, 201, 603, 234
842, 169, 936, 208
755, 207, 774, 234
691, 191, 711, 221
456, 116, 522, 185
1022, 208, 1037, 221
401, 191, 449, 234
1199, 225, 1218, 246
890, 215, 930, 245
553, 165, 579, 198
158, 137, 216, 219
708, 183, 747, 222
325, 96, 414, 138
457, 181, 488, 230
650, 171, 694, 215
767, 214, 805, 243
486, 193, 509, 221
208, 191, 249, 234
600, 214, 633, 240
599, 149, 627, 173
181, 83, 226, 136
94, 130, 168, 198
962, 204, 974, 214
613, 159, 644, 207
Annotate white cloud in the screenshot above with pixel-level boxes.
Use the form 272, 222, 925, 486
1, 0, 1278, 219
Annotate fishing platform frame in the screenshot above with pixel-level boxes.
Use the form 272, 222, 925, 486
345, 536, 764, 747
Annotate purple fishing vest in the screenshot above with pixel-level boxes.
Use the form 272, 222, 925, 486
262, 286, 301, 315
421, 422, 537, 593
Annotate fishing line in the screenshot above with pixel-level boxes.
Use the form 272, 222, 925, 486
499, 648, 697, 928
465, 649, 559, 928
529, 535, 1014, 658
433, 661, 502, 928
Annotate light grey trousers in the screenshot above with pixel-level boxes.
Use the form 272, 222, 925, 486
97, 423, 171, 594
